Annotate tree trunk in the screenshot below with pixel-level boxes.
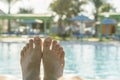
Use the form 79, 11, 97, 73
57, 17, 64, 37
7, 19, 11, 33
94, 9, 99, 37
7, 2, 11, 33
58, 17, 62, 27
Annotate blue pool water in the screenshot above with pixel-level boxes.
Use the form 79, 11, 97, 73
0, 41, 120, 79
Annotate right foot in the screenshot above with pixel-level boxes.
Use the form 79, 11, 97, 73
20, 37, 42, 80
43, 37, 65, 80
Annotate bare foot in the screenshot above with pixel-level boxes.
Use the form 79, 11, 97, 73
43, 37, 65, 80
20, 37, 42, 80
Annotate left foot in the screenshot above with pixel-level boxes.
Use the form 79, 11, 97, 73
20, 37, 42, 80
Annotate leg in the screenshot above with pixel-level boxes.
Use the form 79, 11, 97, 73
20, 37, 42, 80
43, 37, 65, 80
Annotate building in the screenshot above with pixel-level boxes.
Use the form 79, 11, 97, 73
98, 12, 120, 36
0, 14, 53, 34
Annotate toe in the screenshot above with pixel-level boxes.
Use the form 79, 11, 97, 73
56, 44, 61, 54
23, 45, 27, 56
58, 47, 63, 57
52, 40, 57, 50
20, 50, 24, 57
26, 43, 29, 49
29, 39, 33, 49
52, 42, 59, 55
34, 36, 42, 50
60, 51, 65, 67
60, 51, 65, 61
43, 37, 52, 52
20, 50, 24, 63
23, 46, 26, 53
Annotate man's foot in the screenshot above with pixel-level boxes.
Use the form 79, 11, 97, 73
20, 37, 42, 80
42, 37, 65, 80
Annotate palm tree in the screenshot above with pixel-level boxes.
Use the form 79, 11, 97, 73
18, 7, 33, 14
89, 0, 103, 21
89, 0, 112, 36
50, 0, 87, 37
0, 0, 21, 32
0, 0, 20, 14
99, 3, 113, 13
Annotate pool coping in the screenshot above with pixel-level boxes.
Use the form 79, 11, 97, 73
0, 37, 120, 46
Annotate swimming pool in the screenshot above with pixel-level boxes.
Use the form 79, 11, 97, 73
0, 41, 120, 79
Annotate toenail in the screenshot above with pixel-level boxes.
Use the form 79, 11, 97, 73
53, 41, 57, 44
35, 37, 40, 40
46, 38, 51, 42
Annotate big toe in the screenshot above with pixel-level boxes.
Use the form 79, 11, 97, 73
34, 36, 42, 50
43, 37, 52, 52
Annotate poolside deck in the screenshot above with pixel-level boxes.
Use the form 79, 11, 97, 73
0, 36, 119, 45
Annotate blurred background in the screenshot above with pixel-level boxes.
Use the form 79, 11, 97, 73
0, 0, 120, 40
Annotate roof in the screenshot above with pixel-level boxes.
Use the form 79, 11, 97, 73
0, 14, 53, 21
99, 12, 120, 16
20, 19, 42, 23
101, 18, 117, 24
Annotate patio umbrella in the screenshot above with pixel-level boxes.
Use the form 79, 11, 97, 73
69, 14, 91, 22
69, 15, 92, 34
